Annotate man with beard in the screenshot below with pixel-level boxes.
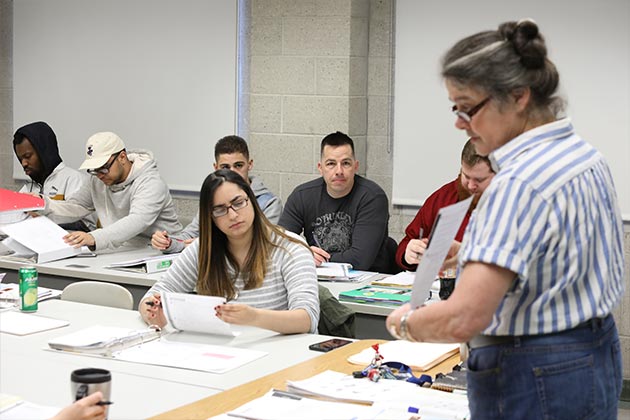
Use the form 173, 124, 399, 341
13, 121, 96, 231
396, 140, 494, 271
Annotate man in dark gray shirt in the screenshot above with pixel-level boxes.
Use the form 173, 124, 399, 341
279, 131, 393, 273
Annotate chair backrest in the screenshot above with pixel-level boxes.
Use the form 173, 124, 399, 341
61, 281, 134, 310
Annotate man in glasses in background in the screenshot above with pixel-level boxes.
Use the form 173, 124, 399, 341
397, 139, 494, 271
40, 132, 182, 251
12, 121, 96, 231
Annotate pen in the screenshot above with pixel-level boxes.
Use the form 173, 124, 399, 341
145, 301, 162, 308
418, 228, 424, 240
164, 232, 184, 243
96, 401, 114, 406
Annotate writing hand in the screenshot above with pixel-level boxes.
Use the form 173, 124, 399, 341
151, 230, 171, 250
310, 246, 331, 266
50, 391, 106, 420
140, 293, 166, 328
404, 238, 428, 265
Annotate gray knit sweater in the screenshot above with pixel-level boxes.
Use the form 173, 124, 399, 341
144, 231, 320, 333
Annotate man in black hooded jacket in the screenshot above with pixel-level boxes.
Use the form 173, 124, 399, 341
13, 121, 95, 231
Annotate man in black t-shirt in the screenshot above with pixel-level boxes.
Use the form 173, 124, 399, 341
279, 131, 392, 273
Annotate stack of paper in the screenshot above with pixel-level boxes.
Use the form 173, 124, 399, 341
347, 340, 460, 371
338, 286, 412, 306
316, 262, 363, 282
0, 284, 62, 304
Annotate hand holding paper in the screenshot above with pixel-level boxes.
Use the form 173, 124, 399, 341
410, 196, 473, 308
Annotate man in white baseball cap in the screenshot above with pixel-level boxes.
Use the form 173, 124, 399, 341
41, 132, 182, 251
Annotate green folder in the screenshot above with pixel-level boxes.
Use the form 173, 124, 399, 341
339, 286, 412, 306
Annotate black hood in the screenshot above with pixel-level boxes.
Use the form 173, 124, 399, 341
13, 121, 62, 184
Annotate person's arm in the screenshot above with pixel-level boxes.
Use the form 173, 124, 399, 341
43, 181, 95, 222
396, 207, 434, 270
387, 261, 515, 343
260, 194, 283, 224
155, 212, 200, 254
328, 191, 389, 271
139, 241, 200, 324
277, 190, 304, 234
90, 176, 169, 250
216, 238, 319, 334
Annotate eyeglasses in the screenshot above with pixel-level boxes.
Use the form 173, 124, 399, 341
87, 151, 121, 175
212, 196, 249, 218
452, 97, 491, 123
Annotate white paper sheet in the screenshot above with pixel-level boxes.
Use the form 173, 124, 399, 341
162, 292, 237, 336
0, 311, 69, 336
410, 196, 473, 308
118, 339, 267, 373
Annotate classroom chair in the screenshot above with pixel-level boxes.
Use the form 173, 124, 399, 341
61, 281, 134, 310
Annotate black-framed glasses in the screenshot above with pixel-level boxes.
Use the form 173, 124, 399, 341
87, 152, 122, 176
212, 196, 249, 218
452, 97, 491, 123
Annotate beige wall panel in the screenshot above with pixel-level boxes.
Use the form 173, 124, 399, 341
249, 95, 282, 133
283, 17, 352, 56
249, 133, 315, 173
250, 16, 282, 56
283, 96, 350, 134
251, 56, 315, 94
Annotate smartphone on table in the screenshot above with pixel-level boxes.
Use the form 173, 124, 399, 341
308, 338, 353, 352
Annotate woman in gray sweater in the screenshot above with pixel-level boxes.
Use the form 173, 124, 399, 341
140, 170, 319, 334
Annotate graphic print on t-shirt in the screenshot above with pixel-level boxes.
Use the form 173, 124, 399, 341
312, 212, 353, 253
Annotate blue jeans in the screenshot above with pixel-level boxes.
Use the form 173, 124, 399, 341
466, 315, 622, 420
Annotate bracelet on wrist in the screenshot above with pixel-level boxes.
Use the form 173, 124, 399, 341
400, 308, 417, 342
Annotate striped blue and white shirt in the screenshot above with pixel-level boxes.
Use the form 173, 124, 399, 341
459, 118, 624, 336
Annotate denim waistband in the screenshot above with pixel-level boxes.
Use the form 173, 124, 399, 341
467, 315, 611, 350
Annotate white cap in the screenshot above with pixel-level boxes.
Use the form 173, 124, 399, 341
79, 132, 125, 170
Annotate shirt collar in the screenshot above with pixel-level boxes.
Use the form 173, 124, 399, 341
489, 118, 574, 173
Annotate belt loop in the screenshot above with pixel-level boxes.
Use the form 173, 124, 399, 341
514, 337, 521, 348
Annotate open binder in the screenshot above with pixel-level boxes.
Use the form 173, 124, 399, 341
47, 324, 268, 373
48, 325, 161, 356
106, 254, 178, 274
1, 216, 81, 263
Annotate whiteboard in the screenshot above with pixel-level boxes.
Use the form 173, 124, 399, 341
393, 0, 630, 220
13, 0, 237, 192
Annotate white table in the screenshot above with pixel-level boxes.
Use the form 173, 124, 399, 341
0, 300, 341, 419
0, 246, 166, 306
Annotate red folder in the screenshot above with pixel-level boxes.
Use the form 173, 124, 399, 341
0, 188, 45, 214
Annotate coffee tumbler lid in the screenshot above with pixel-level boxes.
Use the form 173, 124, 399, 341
71, 368, 111, 383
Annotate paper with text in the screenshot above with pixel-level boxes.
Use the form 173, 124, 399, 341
162, 292, 237, 336
410, 196, 473, 308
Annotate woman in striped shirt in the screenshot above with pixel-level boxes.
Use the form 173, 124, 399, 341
387, 19, 624, 419
140, 169, 319, 334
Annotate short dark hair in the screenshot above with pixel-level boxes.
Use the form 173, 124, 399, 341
461, 139, 492, 169
214, 135, 250, 161
320, 131, 355, 157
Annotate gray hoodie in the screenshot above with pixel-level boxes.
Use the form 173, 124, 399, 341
161, 175, 282, 254
44, 150, 182, 251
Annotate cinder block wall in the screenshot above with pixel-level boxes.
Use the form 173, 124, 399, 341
0, 0, 628, 383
